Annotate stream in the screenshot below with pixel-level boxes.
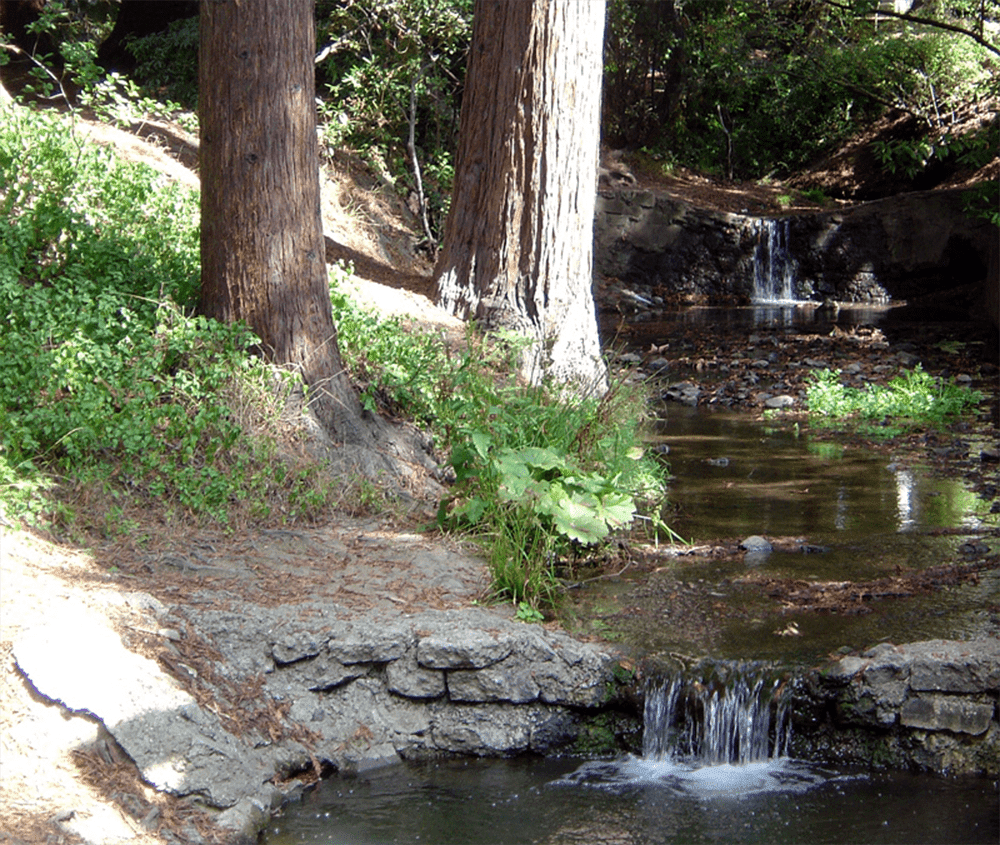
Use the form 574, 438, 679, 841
262, 304, 998, 844
261, 755, 997, 844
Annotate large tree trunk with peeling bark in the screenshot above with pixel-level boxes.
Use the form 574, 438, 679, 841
434, 0, 608, 393
198, 0, 370, 446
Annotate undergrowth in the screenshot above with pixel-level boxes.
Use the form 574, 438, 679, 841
0, 101, 671, 613
330, 267, 672, 610
0, 103, 353, 534
806, 366, 984, 438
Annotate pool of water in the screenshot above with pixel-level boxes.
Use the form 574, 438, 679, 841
563, 405, 998, 664
657, 405, 993, 545
261, 755, 999, 845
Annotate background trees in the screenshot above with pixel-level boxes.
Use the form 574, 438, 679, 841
434, 0, 608, 392
604, 0, 998, 181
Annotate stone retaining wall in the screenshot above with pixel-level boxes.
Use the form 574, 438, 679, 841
14, 597, 635, 844
792, 638, 1000, 776
594, 187, 997, 316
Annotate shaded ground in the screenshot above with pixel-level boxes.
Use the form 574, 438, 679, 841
2, 105, 997, 844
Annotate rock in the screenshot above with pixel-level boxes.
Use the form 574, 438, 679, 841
431, 703, 559, 755
800, 638, 1000, 775
739, 535, 772, 554
900, 693, 994, 735
385, 649, 447, 700
283, 654, 367, 692
906, 640, 1000, 693
214, 790, 278, 845
13, 613, 272, 808
764, 394, 796, 409
327, 621, 410, 663
448, 658, 541, 704
272, 632, 322, 665
416, 627, 514, 669
662, 382, 701, 406
351, 743, 402, 773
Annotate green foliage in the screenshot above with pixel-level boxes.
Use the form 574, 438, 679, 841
314, 0, 471, 237
872, 119, 999, 179
806, 366, 984, 437
514, 601, 545, 624
606, 0, 998, 180
329, 272, 670, 610
125, 16, 199, 108
0, 104, 343, 530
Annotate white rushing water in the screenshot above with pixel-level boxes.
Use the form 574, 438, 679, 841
556, 662, 817, 797
752, 218, 798, 303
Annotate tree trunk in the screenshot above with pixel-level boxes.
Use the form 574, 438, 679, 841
434, 0, 608, 393
198, 0, 369, 446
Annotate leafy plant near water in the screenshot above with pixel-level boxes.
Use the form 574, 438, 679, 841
806, 366, 984, 437
330, 273, 671, 611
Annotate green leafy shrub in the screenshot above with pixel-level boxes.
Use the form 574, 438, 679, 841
329, 271, 670, 609
125, 16, 199, 108
806, 366, 984, 437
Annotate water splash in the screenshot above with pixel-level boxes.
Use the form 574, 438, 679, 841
752, 218, 798, 303
643, 662, 792, 765
554, 662, 811, 798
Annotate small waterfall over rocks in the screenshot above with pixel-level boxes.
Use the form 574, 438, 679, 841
752, 218, 798, 304
642, 662, 792, 766
554, 660, 814, 797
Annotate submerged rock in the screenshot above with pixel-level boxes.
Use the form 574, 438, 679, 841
740, 535, 773, 554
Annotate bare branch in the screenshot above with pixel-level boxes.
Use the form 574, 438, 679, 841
821, 0, 1000, 57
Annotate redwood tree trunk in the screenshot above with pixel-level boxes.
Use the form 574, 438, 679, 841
198, 0, 369, 445
434, 0, 608, 392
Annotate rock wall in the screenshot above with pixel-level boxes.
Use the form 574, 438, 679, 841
14, 597, 634, 843
792, 638, 1000, 776
595, 187, 998, 314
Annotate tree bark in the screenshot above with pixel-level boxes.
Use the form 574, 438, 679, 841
433, 0, 608, 393
198, 0, 369, 446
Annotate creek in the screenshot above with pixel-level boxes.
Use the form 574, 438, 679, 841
262, 663, 998, 844
262, 304, 998, 844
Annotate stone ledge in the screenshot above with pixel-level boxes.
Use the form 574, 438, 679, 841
900, 693, 995, 735
795, 637, 1000, 776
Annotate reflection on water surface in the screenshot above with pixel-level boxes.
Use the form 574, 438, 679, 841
262, 756, 999, 845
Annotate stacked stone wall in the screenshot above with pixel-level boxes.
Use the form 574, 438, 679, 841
793, 638, 1000, 776
594, 187, 997, 314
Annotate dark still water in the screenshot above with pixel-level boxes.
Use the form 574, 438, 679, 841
261, 755, 999, 845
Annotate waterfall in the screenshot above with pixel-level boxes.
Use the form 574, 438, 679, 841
642, 662, 791, 766
752, 218, 798, 304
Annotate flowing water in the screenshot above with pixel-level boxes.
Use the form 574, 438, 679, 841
262, 304, 998, 844
752, 218, 798, 304
263, 665, 998, 845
